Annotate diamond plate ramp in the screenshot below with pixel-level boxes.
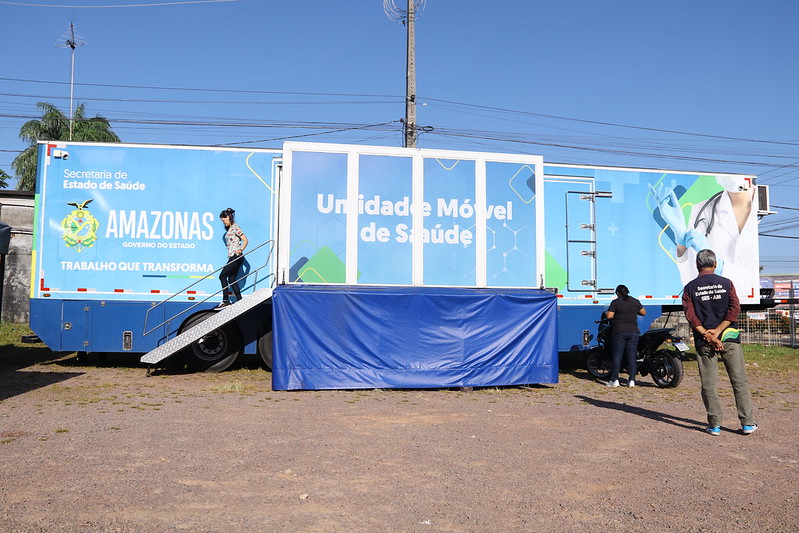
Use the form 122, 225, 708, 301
141, 287, 274, 366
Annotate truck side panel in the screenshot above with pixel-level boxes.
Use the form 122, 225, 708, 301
31, 142, 280, 353
544, 165, 760, 305
278, 143, 546, 289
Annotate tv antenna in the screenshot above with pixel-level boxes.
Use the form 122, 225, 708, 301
384, 0, 426, 148
56, 22, 86, 141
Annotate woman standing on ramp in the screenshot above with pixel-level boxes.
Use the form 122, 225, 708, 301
217, 207, 248, 309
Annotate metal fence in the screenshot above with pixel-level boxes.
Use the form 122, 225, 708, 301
740, 307, 798, 348
651, 302, 799, 349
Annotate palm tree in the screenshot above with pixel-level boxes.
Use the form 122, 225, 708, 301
0, 169, 9, 189
12, 102, 120, 190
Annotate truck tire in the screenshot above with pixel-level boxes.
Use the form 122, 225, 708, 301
257, 329, 273, 371
178, 311, 242, 373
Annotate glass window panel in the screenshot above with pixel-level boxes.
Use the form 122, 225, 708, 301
422, 157, 476, 286
289, 151, 347, 284
485, 161, 538, 287
357, 154, 413, 285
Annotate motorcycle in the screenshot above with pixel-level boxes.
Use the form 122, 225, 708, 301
584, 313, 690, 388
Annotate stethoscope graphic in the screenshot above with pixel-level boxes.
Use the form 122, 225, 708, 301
692, 177, 755, 237
692, 191, 724, 237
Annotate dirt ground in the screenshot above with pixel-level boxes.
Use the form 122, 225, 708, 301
1, 349, 797, 533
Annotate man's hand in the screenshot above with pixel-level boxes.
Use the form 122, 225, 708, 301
704, 329, 724, 351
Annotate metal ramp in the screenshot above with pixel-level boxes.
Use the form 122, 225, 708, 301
140, 287, 274, 366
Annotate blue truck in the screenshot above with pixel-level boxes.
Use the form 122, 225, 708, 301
29, 141, 765, 388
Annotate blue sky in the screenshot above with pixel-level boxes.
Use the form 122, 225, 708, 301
1, 0, 798, 273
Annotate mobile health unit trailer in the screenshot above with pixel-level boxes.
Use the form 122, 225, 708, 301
29, 141, 764, 389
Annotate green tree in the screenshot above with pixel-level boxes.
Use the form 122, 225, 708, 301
0, 169, 10, 189
12, 102, 120, 190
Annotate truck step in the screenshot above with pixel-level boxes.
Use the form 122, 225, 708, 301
140, 287, 274, 366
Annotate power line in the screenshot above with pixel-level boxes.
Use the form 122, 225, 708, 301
425, 100, 798, 164
4, 101, 796, 170
427, 129, 799, 170
1, 115, 797, 174
0, 92, 401, 106
4, 76, 798, 148
760, 234, 799, 240
0, 112, 399, 129
0, 76, 402, 99
1, 76, 797, 177
213, 120, 402, 146
421, 97, 799, 147
0, 0, 240, 7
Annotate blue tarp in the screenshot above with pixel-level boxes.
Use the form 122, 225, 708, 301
272, 285, 558, 390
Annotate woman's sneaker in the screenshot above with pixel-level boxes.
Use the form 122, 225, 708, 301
741, 424, 758, 435
606, 380, 619, 387
214, 301, 230, 310
706, 426, 721, 436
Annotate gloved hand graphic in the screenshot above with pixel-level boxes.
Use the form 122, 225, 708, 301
685, 225, 723, 272
649, 183, 687, 245
683, 228, 710, 252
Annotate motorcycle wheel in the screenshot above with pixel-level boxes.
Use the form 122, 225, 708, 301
651, 349, 684, 388
585, 348, 612, 379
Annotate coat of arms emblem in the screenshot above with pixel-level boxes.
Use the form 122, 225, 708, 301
61, 199, 99, 252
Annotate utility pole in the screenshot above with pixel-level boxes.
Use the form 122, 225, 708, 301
57, 22, 86, 141
404, 0, 417, 148
384, 0, 426, 148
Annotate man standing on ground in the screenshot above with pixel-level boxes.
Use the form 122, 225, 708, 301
682, 249, 758, 436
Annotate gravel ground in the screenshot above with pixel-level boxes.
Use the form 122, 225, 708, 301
1, 350, 797, 532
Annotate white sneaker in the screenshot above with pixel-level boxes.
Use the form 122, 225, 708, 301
606, 380, 619, 387
628, 380, 635, 388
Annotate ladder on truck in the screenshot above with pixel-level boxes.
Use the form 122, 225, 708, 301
140, 240, 275, 367
564, 189, 615, 295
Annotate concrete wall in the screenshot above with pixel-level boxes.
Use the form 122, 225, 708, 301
1, 191, 34, 324
650, 310, 691, 341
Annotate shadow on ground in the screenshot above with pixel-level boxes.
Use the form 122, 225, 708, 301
558, 350, 598, 382
0, 339, 268, 382
575, 394, 704, 431
0, 344, 85, 400
0, 370, 85, 401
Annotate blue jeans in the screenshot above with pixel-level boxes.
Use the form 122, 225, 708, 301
610, 332, 639, 382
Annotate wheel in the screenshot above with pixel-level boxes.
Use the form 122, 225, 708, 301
257, 329, 273, 371
178, 311, 242, 373
651, 349, 684, 388
585, 347, 612, 379
179, 313, 242, 373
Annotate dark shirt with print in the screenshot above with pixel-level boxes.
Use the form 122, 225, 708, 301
682, 271, 741, 346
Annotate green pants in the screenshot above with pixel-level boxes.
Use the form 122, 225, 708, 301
696, 342, 755, 428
